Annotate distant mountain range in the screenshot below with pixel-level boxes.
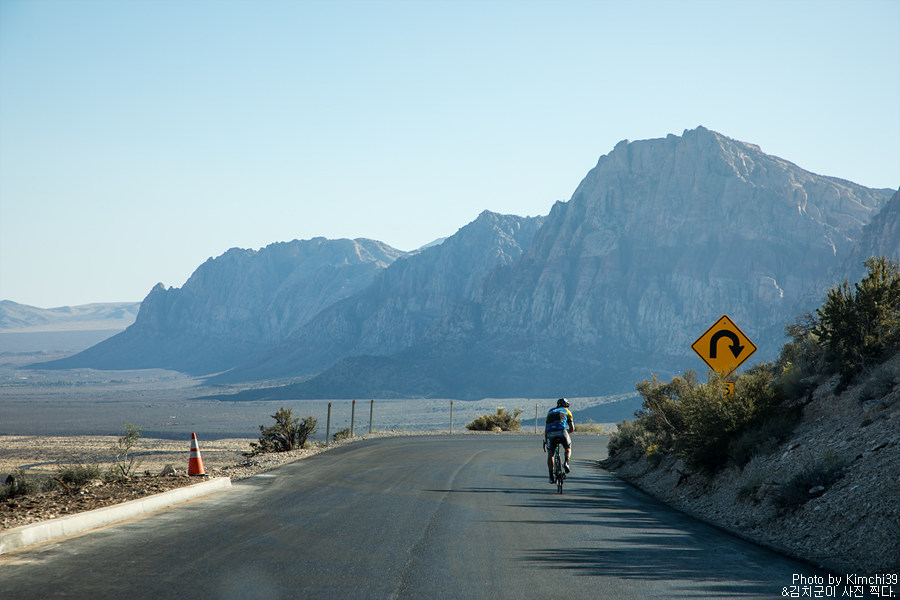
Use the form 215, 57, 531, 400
0, 301, 140, 355
0, 301, 139, 333
34, 127, 899, 399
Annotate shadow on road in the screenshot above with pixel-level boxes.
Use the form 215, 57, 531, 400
521, 463, 819, 598
431, 457, 814, 599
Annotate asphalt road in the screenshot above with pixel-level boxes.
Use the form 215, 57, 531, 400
0, 435, 824, 599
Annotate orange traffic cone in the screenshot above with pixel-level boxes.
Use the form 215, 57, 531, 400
188, 432, 206, 476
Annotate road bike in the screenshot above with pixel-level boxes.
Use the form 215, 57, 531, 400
544, 439, 566, 494
553, 443, 566, 493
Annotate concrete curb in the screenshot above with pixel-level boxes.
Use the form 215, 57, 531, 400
0, 477, 232, 556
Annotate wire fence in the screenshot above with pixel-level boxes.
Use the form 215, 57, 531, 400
309, 397, 623, 445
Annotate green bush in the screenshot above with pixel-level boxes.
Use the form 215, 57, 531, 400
633, 372, 693, 450
466, 407, 523, 431
607, 417, 665, 456
608, 365, 787, 473
814, 256, 900, 389
332, 427, 352, 442
57, 463, 102, 485
250, 407, 318, 454
53, 463, 104, 493
775, 312, 824, 392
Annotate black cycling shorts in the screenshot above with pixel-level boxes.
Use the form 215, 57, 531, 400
546, 430, 571, 454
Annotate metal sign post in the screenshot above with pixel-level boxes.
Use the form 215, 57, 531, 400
351, 400, 356, 438
326, 403, 332, 447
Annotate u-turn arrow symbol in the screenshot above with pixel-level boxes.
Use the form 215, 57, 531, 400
709, 329, 745, 359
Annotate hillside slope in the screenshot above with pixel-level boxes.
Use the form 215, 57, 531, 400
602, 357, 899, 575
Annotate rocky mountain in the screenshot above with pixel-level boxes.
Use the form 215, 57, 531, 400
842, 188, 900, 282
38, 127, 897, 400
212, 211, 544, 382
42, 238, 405, 373
466, 127, 893, 391
278, 127, 895, 399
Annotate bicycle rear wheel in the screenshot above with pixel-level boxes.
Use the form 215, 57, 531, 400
555, 449, 564, 494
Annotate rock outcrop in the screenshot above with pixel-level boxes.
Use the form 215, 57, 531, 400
454, 127, 893, 394
842, 188, 900, 282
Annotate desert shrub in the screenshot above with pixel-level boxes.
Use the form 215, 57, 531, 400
633, 372, 693, 450
53, 463, 103, 493
857, 358, 900, 403
110, 422, 142, 479
774, 312, 824, 398
774, 451, 848, 512
677, 366, 785, 471
613, 366, 786, 473
737, 469, 767, 504
250, 407, 318, 454
574, 420, 611, 434
466, 407, 523, 431
644, 443, 664, 467
607, 419, 639, 455
332, 427, 352, 442
57, 463, 102, 486
672, 373, 738, 471
727, 406, 801, 467
1, 469, 34, 500
607, 417, 666, 456
814, 256, 900, 390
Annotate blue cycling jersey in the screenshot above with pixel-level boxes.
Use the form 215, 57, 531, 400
545, 407, 574, 433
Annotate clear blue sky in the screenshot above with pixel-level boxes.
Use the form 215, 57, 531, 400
1, 0, 898, 308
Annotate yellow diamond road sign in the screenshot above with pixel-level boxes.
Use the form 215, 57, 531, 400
691, 315, 757, 376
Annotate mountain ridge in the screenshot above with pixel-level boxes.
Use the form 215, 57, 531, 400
38, 237, 405, 373
0, 301, 139, 333
274, 127, 894, 398
33, 127, 898, 399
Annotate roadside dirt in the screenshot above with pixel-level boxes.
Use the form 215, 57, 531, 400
1, 430, 465, 531
0, 435, 260, 530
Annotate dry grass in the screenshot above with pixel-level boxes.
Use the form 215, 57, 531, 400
0, 435, 256, 480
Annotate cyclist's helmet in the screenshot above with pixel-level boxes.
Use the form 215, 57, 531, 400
557, 398, 569, 408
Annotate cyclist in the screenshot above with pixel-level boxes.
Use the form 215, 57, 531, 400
545, 398, 574, 483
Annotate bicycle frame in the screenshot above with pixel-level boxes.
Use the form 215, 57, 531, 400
543, 438, 566, 494
553, 444, 565, 493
